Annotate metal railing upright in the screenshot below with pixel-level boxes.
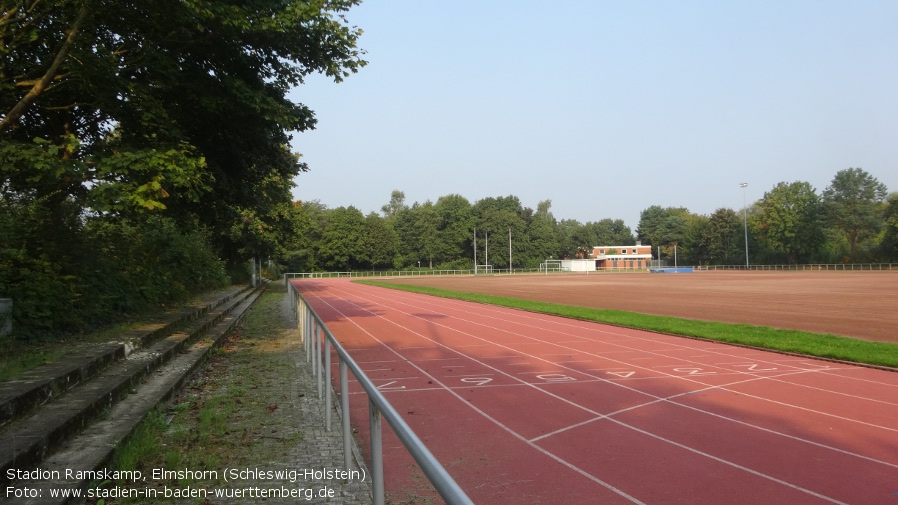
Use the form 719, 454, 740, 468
287, 280, 474, 505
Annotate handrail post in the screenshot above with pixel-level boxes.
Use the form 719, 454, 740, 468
306, 311, 312, 361
370, 397, 384, 505
316, 326, 323, 399
340, 359, 352, 471
296, 298, 303, 344
325, 337, 332, 431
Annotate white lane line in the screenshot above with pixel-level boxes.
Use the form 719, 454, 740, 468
309, 287, 876, 502
310, 292, 646, 504
323, 284, 898, 471
373, 286, 898, 425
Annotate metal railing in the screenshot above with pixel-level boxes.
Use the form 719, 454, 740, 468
287, 280, 474, 505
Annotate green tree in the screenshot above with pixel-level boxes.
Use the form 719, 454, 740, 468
637, 206, 691, 262
682, 213, 710, 265
364, 212, 398, 270
588, 219, 635, 246
527, 200, 560, 267
433, 194, 475, 266
381, 190, 408, 219
756, 181, 825, 264
414, 201, 441, 268
703, 208, 742, 264
1, 0, 367, 266
822, 168, 889, 260
318, 206, 366, 270
880, 193, 898, 261
282, 200, 322, 272
473, 196, 529, 268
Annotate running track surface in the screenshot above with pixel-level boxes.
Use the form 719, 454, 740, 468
293, 279, 898, 505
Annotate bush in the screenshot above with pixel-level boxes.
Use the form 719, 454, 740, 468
0, 194, 229, 340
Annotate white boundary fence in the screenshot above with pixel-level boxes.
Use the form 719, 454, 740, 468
288, 281, 474, 505
284, 263, 897, 279
698, 263, 897, 271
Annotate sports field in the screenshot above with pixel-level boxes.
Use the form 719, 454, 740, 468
293, 273, 898, 504
375, 270, 898, 343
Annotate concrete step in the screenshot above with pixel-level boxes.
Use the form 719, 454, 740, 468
0, 282, 268, 501
0, 286, 252, 429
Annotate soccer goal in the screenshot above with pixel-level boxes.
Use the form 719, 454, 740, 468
539, 259, 563, 274
475, 264, 494, 274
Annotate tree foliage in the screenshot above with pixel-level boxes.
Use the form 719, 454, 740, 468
703, 208, 742, 264
0, 0, 366, 338
822, 168, 888, 259
1, 0, 366, 261
756, 181, 826, 264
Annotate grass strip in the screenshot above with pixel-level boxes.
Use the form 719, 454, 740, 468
357, 280, 898, 369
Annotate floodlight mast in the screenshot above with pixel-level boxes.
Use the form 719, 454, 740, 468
740, 182, 749, 267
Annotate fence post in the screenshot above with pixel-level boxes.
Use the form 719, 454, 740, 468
316, 326, 323, 399
370, 398, 385, 505
298, 299, 305, 345
306, 313, 312, 361
325, 337, 332, 432
340, 359, 352, 471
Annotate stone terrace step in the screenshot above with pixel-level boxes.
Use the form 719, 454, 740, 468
0, 282, 267, 495
0, 286, 252, 429
20, 283, 271, 504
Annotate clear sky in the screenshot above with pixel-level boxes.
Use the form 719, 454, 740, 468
288, 1, 898, 231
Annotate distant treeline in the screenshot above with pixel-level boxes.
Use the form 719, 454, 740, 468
284, 168, 897, 272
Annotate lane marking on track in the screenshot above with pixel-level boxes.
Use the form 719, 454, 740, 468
323, 284, 898, 470
373, 286, 898, 426
459, 377, 494, 386
340, 293, 857, 504
377, 381, 405, 390
304, 283, 898, 500
306, 291, 647, 504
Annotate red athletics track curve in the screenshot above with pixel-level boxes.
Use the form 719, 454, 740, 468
293, 278, 898, 505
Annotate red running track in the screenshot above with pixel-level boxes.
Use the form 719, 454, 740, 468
293, 279, 898, 504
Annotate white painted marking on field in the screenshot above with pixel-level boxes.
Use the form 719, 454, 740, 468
376, 381, 405, 390
730, 363, 779, 372
307, 281, 897, 503
535, 373, 577, 382
460, 377, 494, 386
671, 367, 717, 376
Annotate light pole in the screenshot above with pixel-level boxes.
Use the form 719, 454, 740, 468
740, 182, 749, 267
508, 228, 512, 274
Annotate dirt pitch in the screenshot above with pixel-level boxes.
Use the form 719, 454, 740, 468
377, 270, 898, 343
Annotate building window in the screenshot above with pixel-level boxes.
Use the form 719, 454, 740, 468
632, 248, 637, 254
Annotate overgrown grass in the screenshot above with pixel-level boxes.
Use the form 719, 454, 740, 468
357, 280, 898, 369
